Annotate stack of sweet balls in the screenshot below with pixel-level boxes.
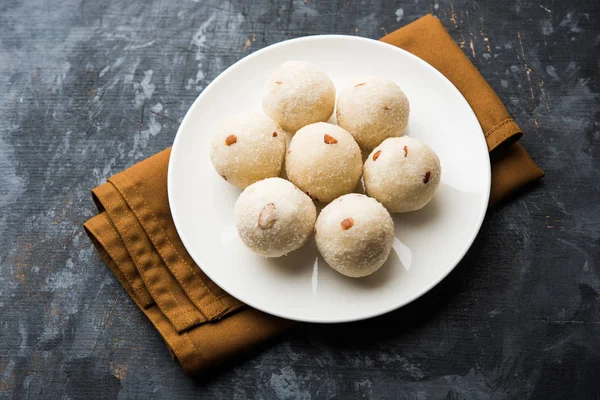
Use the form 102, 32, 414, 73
210, 60, 441, 278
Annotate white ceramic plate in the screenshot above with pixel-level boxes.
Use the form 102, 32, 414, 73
168, 35, 490, 323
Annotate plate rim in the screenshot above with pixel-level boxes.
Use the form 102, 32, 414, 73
168, 34, 491, 323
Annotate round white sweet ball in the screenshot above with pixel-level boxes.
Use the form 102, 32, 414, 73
234, 178, 317, 258
210, 112, 286, 189
336, 77, 410, 151
262, 60, 336, 132
315, 194, 395, 278
285, 122, 362, 203
364, 136, 441, 213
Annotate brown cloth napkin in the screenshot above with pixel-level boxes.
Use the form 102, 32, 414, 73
84, 14, 544, 376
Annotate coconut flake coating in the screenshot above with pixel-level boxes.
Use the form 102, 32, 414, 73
235, 178, 317, 258
285, 122, 362, 203
315, 194, 394, 278
210, 112, 286, 189
262, 60, 336, 132
336, 77, 410, 151
364, 136, 441, 213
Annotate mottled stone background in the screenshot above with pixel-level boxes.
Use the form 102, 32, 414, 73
1, 0, 599, 398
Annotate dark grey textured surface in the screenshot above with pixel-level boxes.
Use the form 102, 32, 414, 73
1, 0, 599, 398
